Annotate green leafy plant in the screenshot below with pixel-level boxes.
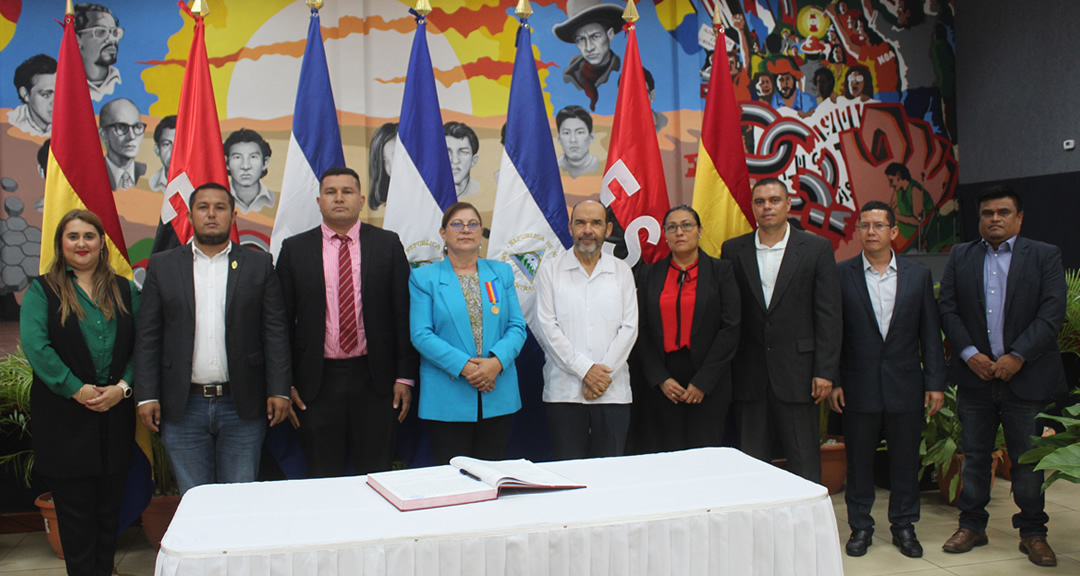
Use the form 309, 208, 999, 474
150, 430, 177, 496
1055, 270, 1080, 358
0, 349, 35, 488
1019, 388, 1080, 491
921, 385, 961, 501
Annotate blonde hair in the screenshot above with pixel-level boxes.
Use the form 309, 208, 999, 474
44, 210, 128, 325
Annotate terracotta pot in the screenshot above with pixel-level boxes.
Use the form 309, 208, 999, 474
938, 451, 1001, 506
820, 435, 847, 495
34, 492, 64, 559
997, 449, 1012, 481
141, 495, 181, 550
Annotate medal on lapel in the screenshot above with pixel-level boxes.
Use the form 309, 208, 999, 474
485, 280, 500, 315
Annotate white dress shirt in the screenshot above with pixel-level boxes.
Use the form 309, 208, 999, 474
534, 249, 638, 404
191, 243, 231, 384
862, 251, 898, 339
87, 66, 121, 101
755, 223, 790, 308
234, 183, 276, 214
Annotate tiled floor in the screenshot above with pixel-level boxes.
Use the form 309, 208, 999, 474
0, 477, 1075, 574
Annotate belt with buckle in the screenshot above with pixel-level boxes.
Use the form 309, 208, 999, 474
190, 383, 230, 397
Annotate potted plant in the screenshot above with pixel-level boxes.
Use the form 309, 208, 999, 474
819, 401, 845, 494
0, 349, 64, 558
1019, 388, 1080, 491
140, 430, 181, 550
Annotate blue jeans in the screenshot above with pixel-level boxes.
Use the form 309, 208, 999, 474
957, 382, 1049, 536
160, 394, 266, 496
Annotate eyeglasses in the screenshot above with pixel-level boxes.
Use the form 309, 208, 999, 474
664, 222, 698, 233
855, 222, 893, 232
78, 26, 124, 41
447, 221, 482, 233
102, 122, 146, 137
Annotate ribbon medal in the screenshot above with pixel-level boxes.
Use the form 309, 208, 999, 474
485, 280, 500, 315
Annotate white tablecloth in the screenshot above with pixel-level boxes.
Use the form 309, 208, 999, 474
156, 448, 843, 575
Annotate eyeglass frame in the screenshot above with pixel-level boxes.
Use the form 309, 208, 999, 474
446, 221, 482, 233
77, 26, 125, 41
663, 222, 699, 233
854, 222, 894, 232
102, 122, 147, 137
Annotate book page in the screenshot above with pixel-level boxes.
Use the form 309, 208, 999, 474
370, 466, 495, 501
450, 457, 583, 489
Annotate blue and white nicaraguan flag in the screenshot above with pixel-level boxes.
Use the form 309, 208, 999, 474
269, 5, 346, 261
488, 15, 572, 328
382, 9, 456, 267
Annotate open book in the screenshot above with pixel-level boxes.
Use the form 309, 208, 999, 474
367, 457, 585, 511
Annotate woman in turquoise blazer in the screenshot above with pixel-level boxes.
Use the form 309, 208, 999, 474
410, 202, 527, 464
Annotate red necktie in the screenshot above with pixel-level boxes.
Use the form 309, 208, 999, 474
335, 234, 358, 355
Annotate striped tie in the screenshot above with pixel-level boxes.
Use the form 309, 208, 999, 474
335, 234, 358, 355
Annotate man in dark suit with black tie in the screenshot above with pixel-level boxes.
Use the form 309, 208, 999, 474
938, 186, 1065, 567
830, 201, 945, 558
276, 166, 418, 477
721, 177, 841, 482
134, 183, 292, 496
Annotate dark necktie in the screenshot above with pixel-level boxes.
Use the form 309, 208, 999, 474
335, 234, 358, 354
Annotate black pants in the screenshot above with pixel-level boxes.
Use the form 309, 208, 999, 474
651, 348, 728, 452
425, 414, 514, 466
45, 471, 126, 576
547, 403, 631, 461
300, 357, 397, 477
736, 386, 821, 483
843, 410, 922, 533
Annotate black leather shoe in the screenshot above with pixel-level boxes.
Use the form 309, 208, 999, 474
892, 526, 923, 558
846, 530, 873, 557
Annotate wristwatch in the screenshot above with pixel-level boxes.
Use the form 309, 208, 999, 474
117, 382, 133, 398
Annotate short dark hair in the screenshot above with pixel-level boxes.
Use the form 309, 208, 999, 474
555, 105, 593, 133
663, 204, 701, 228
154, 115, 177, 146
643, 68, 655, 93
320, 166, 362, 192
37, 139, 51, 176
444, 121, 478, 155
884, 162, 911, 181
813, 68, 835, 98
752, 177, 788, 195
978, 184, 1023, 213
74, 3, 117, 31
859, 200, 896, 226
189, 182, 234, 211
367, 123, 397, 210
13, 54, 57, 102
441, 202, 482, 229
224, 128, 272, 178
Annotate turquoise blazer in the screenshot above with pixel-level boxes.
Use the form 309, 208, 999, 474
409, 258, 526, 422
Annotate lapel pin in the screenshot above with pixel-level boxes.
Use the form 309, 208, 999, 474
231, 261, 238, 270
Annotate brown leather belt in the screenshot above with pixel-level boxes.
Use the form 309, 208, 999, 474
190, 383, 230, 397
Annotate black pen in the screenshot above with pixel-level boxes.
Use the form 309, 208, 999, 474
460, 469, 482, 481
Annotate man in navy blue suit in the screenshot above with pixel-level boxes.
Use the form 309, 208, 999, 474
830, 201, 945, 558
938, 185, 1065, 567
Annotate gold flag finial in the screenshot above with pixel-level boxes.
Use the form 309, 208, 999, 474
515, 0, 533, 19
623, 0, 639, 23
414, 0, 432, 17
712, 7, 722, 27
65, 0, 74, 16
191, 0, 209, 17
306, 0, 325, 9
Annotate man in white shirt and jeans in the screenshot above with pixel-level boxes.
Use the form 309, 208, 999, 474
535, 200, 638, 460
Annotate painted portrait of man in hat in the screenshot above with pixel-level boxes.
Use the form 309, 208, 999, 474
552, 0, 625, 112
766, 57, 818, 116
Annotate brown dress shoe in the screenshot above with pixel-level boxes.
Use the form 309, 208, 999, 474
942, 528, 988, 553
1019, 535, 1057, 567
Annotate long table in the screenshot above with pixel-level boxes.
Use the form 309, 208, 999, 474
156, 448, 843, 575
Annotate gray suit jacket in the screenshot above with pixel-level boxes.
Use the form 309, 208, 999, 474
134, 243, 291, 422
837, 254, 945, 413
938, 236, 1067, 400
721, 227, 842, 403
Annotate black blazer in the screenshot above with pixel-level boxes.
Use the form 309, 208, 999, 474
276, 225, 418, 401
635, 251, 741, 398
837, 254, 945, 413
134, 243, 291, 422
938, 236, 1067, 400
721, 227, 842, 403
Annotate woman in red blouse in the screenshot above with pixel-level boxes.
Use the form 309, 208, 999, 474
635, 206, 741, 451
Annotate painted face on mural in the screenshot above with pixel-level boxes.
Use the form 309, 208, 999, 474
777, 73, 797, 99
381, 139, 396, 177
446, 136, 478, 187
77, 12, 120, 69
227, 142, 268, 188
155, 128, 175, 172
98, 98, 144, 164
19, 73, 55, 128
573, 22, 615, 67
847, 72, 867, 98
557, 117, 594, 162
755, 74, 774, 99
727, 52, 740, 77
